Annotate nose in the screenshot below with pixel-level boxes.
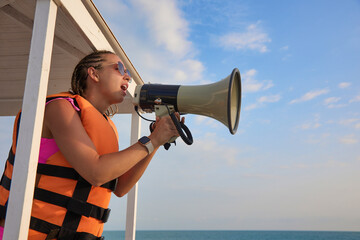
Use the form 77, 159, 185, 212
124, 74, 132, 83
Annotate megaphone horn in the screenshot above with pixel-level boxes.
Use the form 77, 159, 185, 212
133, 68, 242, 142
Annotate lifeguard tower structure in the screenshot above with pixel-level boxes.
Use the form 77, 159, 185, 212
0, 0, 142, 239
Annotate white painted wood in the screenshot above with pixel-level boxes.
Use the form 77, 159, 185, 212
59, 0, 113, 51
125, 111, 141, 240
2, 0, 58, 239
1, 4, 86, 59
125, 183, 139, 240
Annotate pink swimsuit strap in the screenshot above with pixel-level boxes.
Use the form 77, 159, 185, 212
46, 97, 80, 111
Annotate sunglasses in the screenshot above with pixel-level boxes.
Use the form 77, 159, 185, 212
117, 61, 131, 78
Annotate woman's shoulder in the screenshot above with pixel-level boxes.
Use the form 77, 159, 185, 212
45, 94, 80, 112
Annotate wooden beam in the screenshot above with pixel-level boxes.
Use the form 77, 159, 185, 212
125, 111, 141, 240
3, 0, 57, 239
58, 0, 113, 51
0, 4, 86, 59
0, 0, 14, 8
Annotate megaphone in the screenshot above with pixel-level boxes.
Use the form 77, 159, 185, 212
133, 68, 241, 146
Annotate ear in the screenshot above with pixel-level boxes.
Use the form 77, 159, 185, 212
87, 67, 100, 83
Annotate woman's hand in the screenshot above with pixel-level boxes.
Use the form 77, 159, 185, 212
149, 113, 184, 148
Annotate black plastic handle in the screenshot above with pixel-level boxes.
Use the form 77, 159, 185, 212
169, 112, 193, 145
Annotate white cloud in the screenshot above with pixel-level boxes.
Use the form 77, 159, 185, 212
94, 0, 205, 85
300, 122, 321, 130
324, 97, 341, 105
349, 95, 360, 103
133, 0, 192, 58
323, 97, 347, 108
338, 82, 351, 89
298, 114, 322, 130
258, 94, 281, 103
327, 104, 348, 109
290, 88, 329, 104
245, 94, 280, 111
219, 21, 271, 53
242, 69, 273, 93
194, 116, 220, 129
339, 135, 358, 144
244, 103, 259, 111
339, 118, 360, 129
339, 118, 360, 125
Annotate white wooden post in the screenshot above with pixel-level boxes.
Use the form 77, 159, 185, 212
3, 0, 57, 239
125, 111, 141, 240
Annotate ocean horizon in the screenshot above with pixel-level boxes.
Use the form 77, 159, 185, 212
103, 230, 360, 240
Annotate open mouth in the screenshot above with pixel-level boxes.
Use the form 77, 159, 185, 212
121, 84, 128, 91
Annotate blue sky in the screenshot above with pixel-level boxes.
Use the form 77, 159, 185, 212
1, 0, 360, 232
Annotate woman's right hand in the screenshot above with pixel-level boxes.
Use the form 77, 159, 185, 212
149, 114, 183, 148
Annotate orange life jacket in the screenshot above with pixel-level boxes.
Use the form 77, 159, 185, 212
0, 93, 119, 240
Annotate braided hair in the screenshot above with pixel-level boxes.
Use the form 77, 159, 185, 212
70, 50, 115, 96
70, 50, 118, 116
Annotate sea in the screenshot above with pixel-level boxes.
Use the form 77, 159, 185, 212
102, 230, 360, 240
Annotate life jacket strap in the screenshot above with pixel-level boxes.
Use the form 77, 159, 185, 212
34, 188, 111, 223
30, 217, 104, 240
0, 205, 6, 219
0, 148, 14, 219
0, 174, 11, 191
37, 164, 116, 191
61, 179, 92, 237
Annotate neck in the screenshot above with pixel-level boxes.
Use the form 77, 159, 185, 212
82, 91, 109, 114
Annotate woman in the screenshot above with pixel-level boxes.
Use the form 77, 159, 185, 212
0, 50, 181, 239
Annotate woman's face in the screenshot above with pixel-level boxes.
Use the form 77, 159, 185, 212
97, 54, 131, 105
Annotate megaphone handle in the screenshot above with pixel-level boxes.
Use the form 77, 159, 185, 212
154, 105, 193, 146
169, 112, 193, 145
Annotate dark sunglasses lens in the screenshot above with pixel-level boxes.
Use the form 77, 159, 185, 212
118, 62, 131, 78
126, 69, 131, 78
117, 62, 125, 75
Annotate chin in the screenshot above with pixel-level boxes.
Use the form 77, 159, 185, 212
113, 96, 124, 105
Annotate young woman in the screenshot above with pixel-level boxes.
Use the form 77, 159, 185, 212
0, 50, 181, 240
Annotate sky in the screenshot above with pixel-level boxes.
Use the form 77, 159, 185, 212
1, 0, 360, 232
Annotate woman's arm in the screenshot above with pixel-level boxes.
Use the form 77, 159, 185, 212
44, 99, 178, 187
113, 148, 158, 197
113, 116, 185, 197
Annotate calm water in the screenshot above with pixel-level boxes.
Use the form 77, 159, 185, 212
103, 230, 360, 240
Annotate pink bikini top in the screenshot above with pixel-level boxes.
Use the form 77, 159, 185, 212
38, 97, 80, 164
